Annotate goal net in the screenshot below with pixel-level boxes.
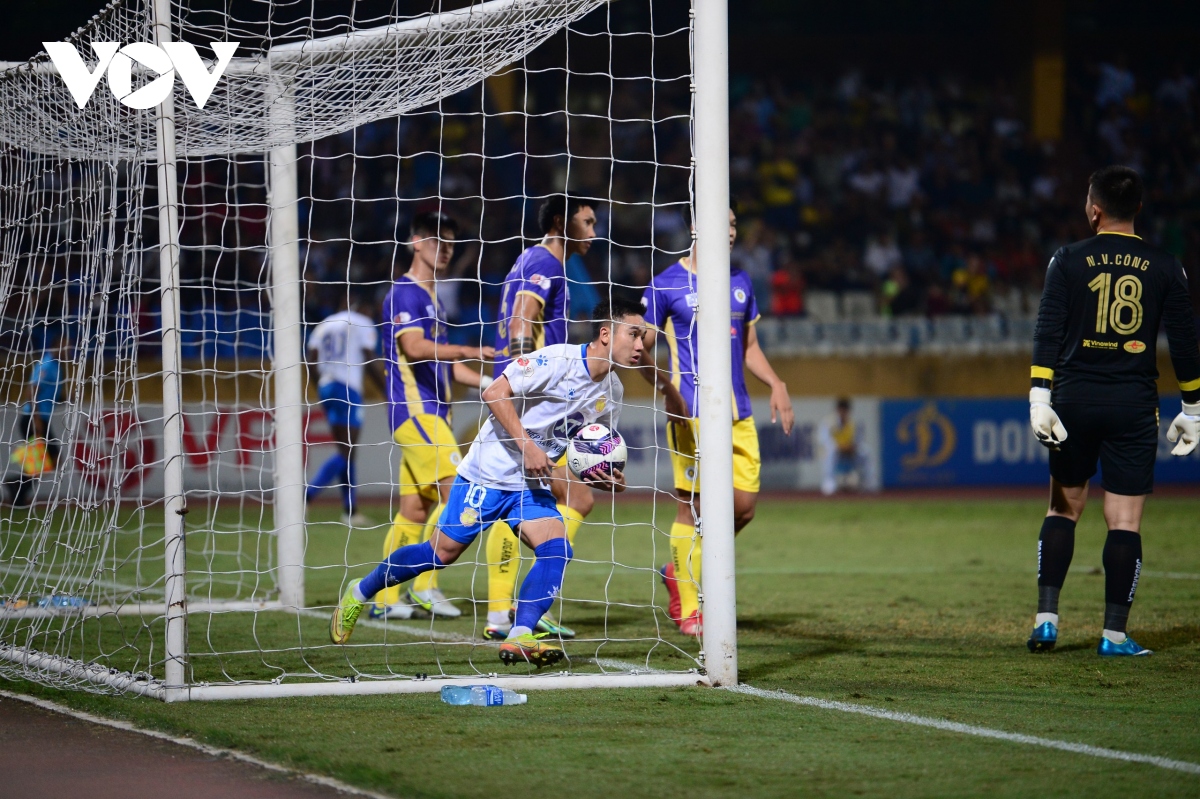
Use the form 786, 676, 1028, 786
0, 0, 721, 699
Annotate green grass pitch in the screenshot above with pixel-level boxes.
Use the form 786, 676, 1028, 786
5, 496, 1200, 798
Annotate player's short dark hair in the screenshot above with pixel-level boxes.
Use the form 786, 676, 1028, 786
538, 194, 597, 235
409, 211, 459, 242
591, 297, 645, 339
1088, 166, 1143, 221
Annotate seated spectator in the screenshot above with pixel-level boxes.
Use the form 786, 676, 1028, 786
951, 253, 992, 314
847, 157, 886, 198
1095, 56, 1135, 109
880, 266, 922, 318
732, 218, 776, 303
864, 230, 902, 281
902, 229, 939, 287
1156, 60, 1194, 109
886, 158, 921, 209
757, 142, 799, 230
770, 257, 806, 317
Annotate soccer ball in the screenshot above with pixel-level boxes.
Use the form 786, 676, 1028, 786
567, 424, 627, 481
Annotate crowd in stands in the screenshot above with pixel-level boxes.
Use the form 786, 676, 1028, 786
726, 59, 1200, 321
161, 56, 1200, 358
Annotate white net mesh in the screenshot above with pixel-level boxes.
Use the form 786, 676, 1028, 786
3, 0, 608, 160
0, 0, 703, 696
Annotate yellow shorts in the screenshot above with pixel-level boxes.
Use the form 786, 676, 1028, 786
667, 416, 761, 494
393, 414, 462, 503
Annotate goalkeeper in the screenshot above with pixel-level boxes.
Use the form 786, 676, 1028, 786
331, 300, 646, 667
482, 194, 600, 641
1026, 166, 1200, 658
372, 211, 493, 620
640, 206, 795, 637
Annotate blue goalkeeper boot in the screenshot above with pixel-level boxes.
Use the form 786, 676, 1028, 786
1097, 635, 1152, 657
1026, 621, 1057, 652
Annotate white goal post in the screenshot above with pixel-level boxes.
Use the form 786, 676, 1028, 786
0, 0, 735, 699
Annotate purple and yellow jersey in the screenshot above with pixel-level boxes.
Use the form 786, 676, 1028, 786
381, 275, 452, 429
493, 244, 569, 377
641, 258, 760, 420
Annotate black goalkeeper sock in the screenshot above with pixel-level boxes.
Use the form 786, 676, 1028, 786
1102, 529, 1142, 634
1037, 516, 1076, 614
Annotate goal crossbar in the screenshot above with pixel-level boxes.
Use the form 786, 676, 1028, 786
0, 0, 609, 160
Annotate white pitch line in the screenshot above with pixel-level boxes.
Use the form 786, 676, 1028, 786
725, 684, 1200, 776
1145, 570, 1200, 580
0, 689, 396, 798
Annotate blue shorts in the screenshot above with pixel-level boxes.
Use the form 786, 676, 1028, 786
437, 474, 561, 545
319, 382, 363, 429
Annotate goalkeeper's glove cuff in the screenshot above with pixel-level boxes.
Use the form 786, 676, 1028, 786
1029, 387, 1052, 407
1182, 400, 1200, 418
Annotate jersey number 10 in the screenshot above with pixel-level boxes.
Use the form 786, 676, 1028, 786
1087, 273, 1143, 335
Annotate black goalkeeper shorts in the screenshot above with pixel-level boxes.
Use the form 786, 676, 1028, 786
1048, 403, 1159, 496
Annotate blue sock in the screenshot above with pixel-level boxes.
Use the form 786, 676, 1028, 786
357, 540, 444, 600
513, 538, 573, 631
342, 460, 357, 514
306, 453, 347, 502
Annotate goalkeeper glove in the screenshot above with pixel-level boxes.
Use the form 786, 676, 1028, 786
1029, 387, 1067, 450
1166, 400, 1200, 457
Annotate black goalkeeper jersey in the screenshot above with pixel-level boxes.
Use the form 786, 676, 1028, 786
1032, 231, 1200, 408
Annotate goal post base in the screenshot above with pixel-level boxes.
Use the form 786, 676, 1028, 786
178, 670, 710, 701
0, 643, 165, 698
0, 641, 707, 701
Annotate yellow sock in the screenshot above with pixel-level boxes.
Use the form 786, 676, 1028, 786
670, 521, 701, 619
558, 504, 584, 548
377, 512, 424, 607
486, 522, 520, 615
411, 503, 442, 593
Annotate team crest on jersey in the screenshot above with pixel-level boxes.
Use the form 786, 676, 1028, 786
516, 356, 534, 377
534, 354, 549, 367
685, 465, 697, 481
1124, 340, 1146, 353
394, 312, 411, 324
734, 288, 746, 303
530, 274, 549, 288
595, 398, 607, 413
450, 452, 462, 465
459, 507, 478, 526
686, 292, 699, 309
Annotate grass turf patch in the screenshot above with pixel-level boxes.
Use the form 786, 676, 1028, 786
4, 497, 1200, 798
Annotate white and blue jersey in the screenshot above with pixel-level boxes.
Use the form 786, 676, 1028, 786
438, 342, 623, 544
308, 310, 377, 429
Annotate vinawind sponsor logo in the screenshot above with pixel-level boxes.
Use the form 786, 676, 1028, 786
1124, 340, 1147, 353
44, 41, 239, 110
1082, 339, 1119, 350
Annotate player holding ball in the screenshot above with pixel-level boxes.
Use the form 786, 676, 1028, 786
330, 299, 650, 667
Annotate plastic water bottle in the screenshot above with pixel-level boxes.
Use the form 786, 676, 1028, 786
440, 684, 527, 706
